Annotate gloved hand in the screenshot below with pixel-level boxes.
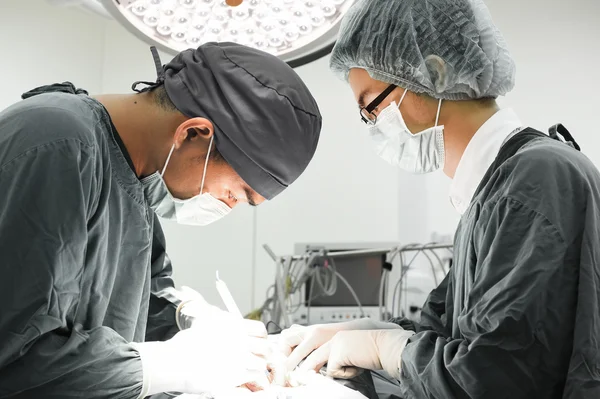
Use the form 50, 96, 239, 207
279, 318, 402, 372
133, 312, 271, 397
325, 329, 415, 380
176, 286, 268, 339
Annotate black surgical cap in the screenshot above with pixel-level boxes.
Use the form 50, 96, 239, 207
133, 43, 322, 200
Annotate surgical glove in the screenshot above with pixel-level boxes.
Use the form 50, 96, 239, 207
176, 286, 267, 339
325, 329, 415, 380
280, 318, 401, 372
133, 318, 270, 397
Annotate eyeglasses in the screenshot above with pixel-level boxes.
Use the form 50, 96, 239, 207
359, 84, 397, 125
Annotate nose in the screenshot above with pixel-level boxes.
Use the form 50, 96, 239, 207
216, 195, 238, 209
200, 185, 238, 209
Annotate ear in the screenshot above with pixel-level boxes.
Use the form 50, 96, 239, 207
173, 117, 214, 149
424, 55, 449, 94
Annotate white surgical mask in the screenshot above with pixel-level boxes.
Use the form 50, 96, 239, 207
141, 136, 232, 226
368, 88, 445, 174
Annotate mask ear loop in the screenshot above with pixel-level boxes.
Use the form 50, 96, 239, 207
396, 88, 409, 109
199, 135, 215, 195
161, 144, 176, 177
434, 99, 443, 127
434, 98, 445, 167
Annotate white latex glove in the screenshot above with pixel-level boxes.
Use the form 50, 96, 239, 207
133, 313, 271, 397
279, 318, 402, 372
176, 286, 267, 339
325, 329, 415, 380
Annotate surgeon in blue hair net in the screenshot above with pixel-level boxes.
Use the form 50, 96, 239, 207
280, 0, 600, 398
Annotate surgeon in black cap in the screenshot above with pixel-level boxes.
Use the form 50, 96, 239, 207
0, 42, 321, 398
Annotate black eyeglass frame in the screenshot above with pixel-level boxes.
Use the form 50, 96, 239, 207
359, 83, 397, 125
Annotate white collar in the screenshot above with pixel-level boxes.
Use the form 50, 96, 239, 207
449, 108, 523, 215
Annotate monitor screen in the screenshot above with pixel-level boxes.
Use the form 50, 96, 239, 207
306, 252, 384, 307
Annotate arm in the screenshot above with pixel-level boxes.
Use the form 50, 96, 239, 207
400, 197, 572, 398
0, 139, 143, 398
390, 271, 451, 334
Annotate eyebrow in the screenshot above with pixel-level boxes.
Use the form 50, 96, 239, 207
364, 84, 398, 112
244, 186, 258, 207
357, 89, 371, 108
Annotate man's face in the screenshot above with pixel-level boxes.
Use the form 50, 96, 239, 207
163, 126, 266, 209
348, 68, 438, 134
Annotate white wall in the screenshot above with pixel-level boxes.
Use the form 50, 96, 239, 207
0, 0, 106, 110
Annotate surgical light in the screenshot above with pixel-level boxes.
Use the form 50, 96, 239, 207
99, 0, 357, 67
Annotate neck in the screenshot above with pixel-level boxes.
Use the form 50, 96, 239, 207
441, 100, 500, 178
94, 93, 184, 178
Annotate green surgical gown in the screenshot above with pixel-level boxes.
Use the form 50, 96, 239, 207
395, 129, 600, 398
0, 88, 179, 398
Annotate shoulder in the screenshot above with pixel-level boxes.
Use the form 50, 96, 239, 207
1, 93, 101, 145
501, 134, 598, 195
0, 93, 102, 169
477, 132, 600, 233
513, 134, 591, 170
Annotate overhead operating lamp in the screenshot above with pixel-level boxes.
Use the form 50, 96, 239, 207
97, 0, 356, 67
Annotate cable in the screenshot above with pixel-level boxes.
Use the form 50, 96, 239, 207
288, 256, 305, 291
281, 257, 293, 327
403, 264, 408, 317
398, 249, 423, 316
287, 287, 304, 314
397, 244, 441, 313
422, 250, 439, 286
326, 257, 360, 314
273, 259, 283, 326
267, 320, 283, 334
390, 248, 402, 317
256, 253, 310, 329
387, 242, 417, 266
287, 264, 307, 315
391, 252, 402, 318
427, 248, 446, 274
384, 270, 391, 320
334, 270, 364, 317
314, 258, 337, 296
391, 244, 453, 317
260, 244, 453, 328
306, 275, 315, 325
284, 254, 331, 326
288, 292, 325, 317
284, 257, 305, 315
392, 247, 422, 317
265, 284, 275, 300
379, 269, 387, 321
306, 257, 336, 324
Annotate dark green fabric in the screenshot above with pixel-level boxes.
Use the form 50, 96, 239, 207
0, 87, 178, 398
398, 129, 600, 398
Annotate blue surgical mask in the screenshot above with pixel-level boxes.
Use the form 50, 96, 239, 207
141, 136, 231, 226
368, 88, 445, 174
